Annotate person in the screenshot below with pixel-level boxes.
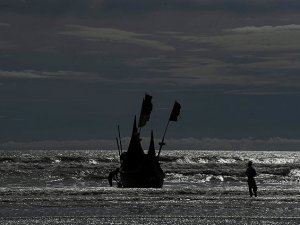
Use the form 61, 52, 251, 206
245, 161, 257, 197
108, 168, 122, 187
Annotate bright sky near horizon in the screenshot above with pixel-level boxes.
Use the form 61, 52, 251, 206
1, 0, 300, 150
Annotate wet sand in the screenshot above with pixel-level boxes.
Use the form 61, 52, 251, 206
0, 186, 299, 225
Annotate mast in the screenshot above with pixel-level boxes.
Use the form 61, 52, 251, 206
118, 125, 123, 153
157, 101, 181, 159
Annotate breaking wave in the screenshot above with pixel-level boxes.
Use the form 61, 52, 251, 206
161, 151, 300, 165
0, 150, 299, 188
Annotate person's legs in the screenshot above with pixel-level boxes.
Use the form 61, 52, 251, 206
248, 184, 253, 197
253, 183, 257, 197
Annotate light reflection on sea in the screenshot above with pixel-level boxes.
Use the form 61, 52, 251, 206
0, 150, 299, 224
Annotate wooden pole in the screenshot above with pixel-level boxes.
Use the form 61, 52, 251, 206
116, 137, 120, 156
157, 119, 170, 159
118, 125, 123, 153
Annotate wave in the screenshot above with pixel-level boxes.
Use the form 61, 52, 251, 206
166, 173, 228, 184
161, 151, 300, 165
1, 150, 299, 165
0, 151, 120, 166
0, 150, 299, 189
289, 169, 300, 177
288, 169, 300, 183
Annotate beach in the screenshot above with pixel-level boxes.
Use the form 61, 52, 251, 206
0, 150, 299, 224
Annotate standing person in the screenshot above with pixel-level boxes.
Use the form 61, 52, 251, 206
245, 161, 257, 197
108, 168, 122, 187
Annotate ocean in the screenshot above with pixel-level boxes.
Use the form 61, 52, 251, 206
0, 150, 299, 224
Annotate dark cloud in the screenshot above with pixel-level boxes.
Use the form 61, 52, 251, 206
0, 0, 88, 16
87, 0, 300, 15
59, 25, 175, 51
2, 137, 300, 151
1, 0, 300, 149
1, 0, 300, 17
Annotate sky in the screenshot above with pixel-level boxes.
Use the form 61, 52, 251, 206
1, 0, 300, 150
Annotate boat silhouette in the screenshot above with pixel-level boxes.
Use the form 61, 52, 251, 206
109, 94, 181, 188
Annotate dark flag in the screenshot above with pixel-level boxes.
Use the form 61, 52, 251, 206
169, 101, 181, 121
138, 94, 153, 128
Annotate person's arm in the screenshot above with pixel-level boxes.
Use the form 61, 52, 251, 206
253, 168, 257, 177
245, 168, 249, 176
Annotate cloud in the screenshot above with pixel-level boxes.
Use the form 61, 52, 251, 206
130, 56, 282, 88
1, 0, 300, 19
60, 25, 175, 51
100, 0, 300, 14
0, 0, 89, 16
177, 24, 300, 51
224, 89, 300, 96
129, 49, 300, 90
0, 22, 10, 27
1, 137, 300, 151
227, 24, 300, 33
0, 69, 174, 86
243, 58, 300, 70
0, 70, 48, 79
0, 70, 93, 80
0, 41, 15, 49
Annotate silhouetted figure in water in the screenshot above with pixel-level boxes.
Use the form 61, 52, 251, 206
246, 161, 257, 197
108, 168, 122, 187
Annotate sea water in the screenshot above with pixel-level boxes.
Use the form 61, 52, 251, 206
0, 150, 299, 224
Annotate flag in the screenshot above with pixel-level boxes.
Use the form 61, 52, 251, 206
138, 94, 153, 127
169, 101, 181, 121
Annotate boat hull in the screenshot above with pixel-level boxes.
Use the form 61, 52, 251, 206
120, 169, 164, 188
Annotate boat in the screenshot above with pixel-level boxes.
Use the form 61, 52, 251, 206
109, 94, 181, 188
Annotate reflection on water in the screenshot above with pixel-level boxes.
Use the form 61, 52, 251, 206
0, 150, 299, 224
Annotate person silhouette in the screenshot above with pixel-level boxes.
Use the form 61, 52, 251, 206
245, 161, 257, 197
108, 168, 122, 187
